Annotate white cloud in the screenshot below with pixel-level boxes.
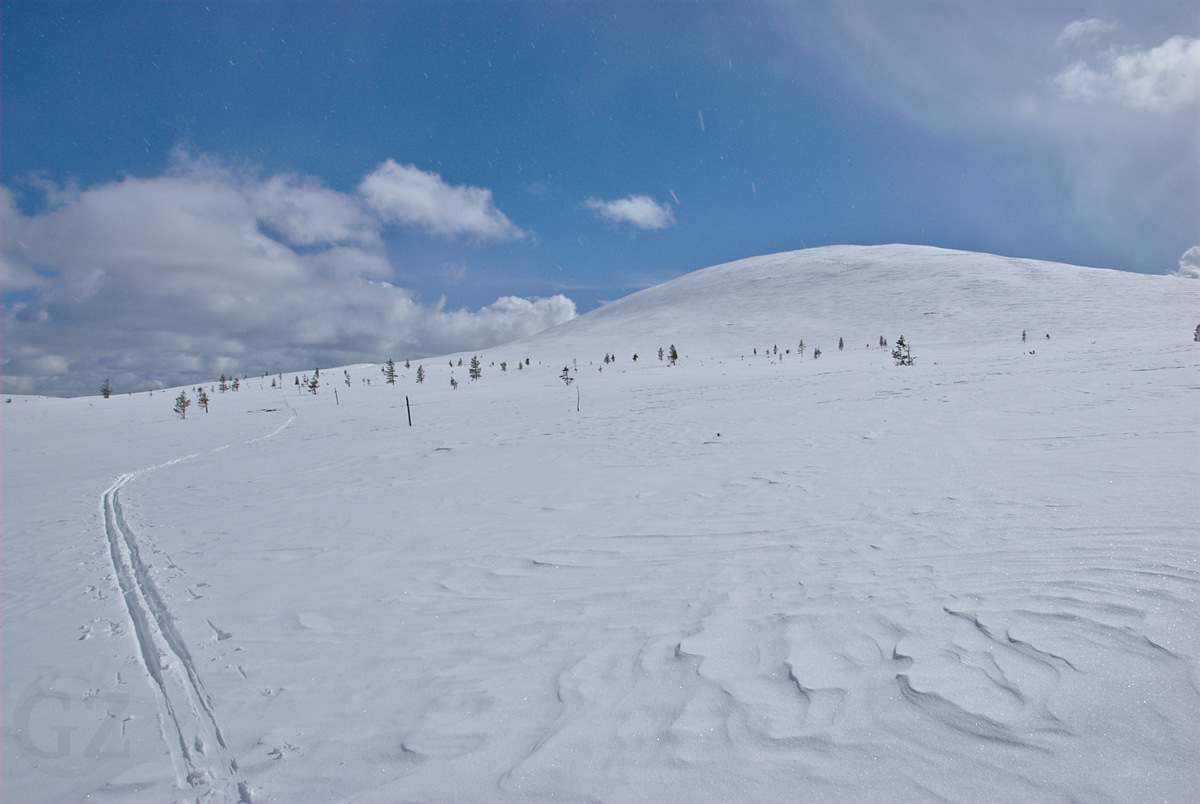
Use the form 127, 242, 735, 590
359, 159, 526, 241
585, 194, 675, 231
252, 173, 379, 248
1056, 19, 1119, 48
420, 295, 578, 357
1, 155, 571, 396
1054, 35, 1200, 112
1175, 246, 1200, 278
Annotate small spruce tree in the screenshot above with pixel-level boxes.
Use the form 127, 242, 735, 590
668, 345, 678, 365
173, 390, 191, 419
561, 366, 573, 385
813, 348, 821, 359
219, 374, 229, 392
469, 355, 482, 380
383, 358, 397, 384
892, 335, 915, 366
838, 337, 844, 351
416, 365, 426, 384
101, 379, 112, 398
1194, 324, 1199, 342
198, 388, 210, 412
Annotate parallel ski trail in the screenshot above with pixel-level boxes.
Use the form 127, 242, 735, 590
100, 400, 296, 802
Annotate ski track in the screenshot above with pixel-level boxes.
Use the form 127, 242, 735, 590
100, 399, 296, 802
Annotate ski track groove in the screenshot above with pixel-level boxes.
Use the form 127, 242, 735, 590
100, 399, 296, 801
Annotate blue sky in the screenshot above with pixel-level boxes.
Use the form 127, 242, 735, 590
3, 1, 1197, 396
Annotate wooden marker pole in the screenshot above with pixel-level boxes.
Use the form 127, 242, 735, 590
406, 395, 412, 426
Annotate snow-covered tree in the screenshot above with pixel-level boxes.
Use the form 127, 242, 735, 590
198, 388, 210, 413
813, 348, 821, 359
1194, 324, 1199, 342
668, 345, 678, 365
469, 355, 482, 380
838, 337, 844, 351
561, 366, 574, 385
382, 359, 397, 384
219, 374, 229, 393
101, 379, 112, 399
892, 335, 914, 366
416, 365, 426, 384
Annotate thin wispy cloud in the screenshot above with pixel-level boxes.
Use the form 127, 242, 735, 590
584, 194, 675, 231
772, 4, 1198, 273
0, 154, 570, 396
1055, 18, 1119, 48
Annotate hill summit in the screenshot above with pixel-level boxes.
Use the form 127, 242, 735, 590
525, 244, 1193, 360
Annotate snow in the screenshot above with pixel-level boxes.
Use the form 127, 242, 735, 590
3, 245, 1198, 802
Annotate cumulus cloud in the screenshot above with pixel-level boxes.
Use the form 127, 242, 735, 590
359, 159, 526, 241
584, 194, 675, 231
1054, 34, 1200, 112
1, 155, 570, 396
1175, 246, 1200, 278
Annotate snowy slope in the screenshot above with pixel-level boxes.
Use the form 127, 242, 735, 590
3, 245, 1198, 803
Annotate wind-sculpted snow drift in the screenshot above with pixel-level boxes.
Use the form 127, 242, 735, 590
3, 245, 1197, 802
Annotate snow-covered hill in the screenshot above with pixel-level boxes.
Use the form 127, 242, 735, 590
4, 245, 1197, 803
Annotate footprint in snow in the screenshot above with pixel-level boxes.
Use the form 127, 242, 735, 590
207, 619, 232, 640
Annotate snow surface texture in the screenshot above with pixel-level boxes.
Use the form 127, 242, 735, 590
3, 245, 1198, 802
